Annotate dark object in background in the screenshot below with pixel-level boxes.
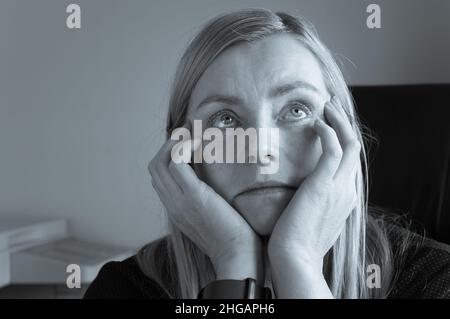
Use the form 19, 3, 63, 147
352, 84, 450, 244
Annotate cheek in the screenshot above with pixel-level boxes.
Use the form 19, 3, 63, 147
280, 126, 322, 177
193, 137, 236, 200
193, 162, 237, 201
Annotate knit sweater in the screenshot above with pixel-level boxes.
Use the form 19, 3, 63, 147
84, 231, 450, 299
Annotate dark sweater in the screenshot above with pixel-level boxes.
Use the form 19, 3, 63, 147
84, 233, 450, 299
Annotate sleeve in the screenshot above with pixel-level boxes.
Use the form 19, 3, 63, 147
389, 243, 450, 298
83, 257, 168, 299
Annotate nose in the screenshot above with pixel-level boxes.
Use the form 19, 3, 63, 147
254, 129, 279, 167
255, 107, 279, 164
248, 153, 275, 164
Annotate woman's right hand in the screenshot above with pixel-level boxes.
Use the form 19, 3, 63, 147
148, 133, 264, 283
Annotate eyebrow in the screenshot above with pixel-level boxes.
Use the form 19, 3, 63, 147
269, 80, 320, 98
194, 80, 321, 111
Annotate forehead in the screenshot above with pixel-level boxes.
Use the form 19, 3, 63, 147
188, 33, 328, 112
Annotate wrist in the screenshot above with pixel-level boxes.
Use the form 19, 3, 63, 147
272, 253, 323, 273
269, 252, 331, 299
214, 248, 264, 286
268, 244, 323, 272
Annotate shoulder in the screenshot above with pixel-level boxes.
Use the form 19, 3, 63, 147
388, 229, 450, 298
84, 237, 171, 299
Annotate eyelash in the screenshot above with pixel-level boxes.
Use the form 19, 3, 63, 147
207, 109, 240, 128
278, 100, 312, 122
207, 100, 313, 128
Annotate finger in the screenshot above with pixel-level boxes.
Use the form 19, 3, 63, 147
348, 166, 358, 210
331, 95, 352, 122
159, 166, 184, 195
149, 160, 182, 197
309, 117, 343, 183
335, 142, 360, 180
160, 128, 189, 164
169, 161, 203, 194
170, 137, 201, 164
324, 96, 361, 181
169, 139, 203, 193
156, 121, 193, 166
148, 161, 178, 197
160, 138, 200, 195
148, 141, 180, 188
325, 97, 356, 151
151, 177, 170, 203
151, 174, 181, 215
157, 139, 195, 194
149, 142, 184, 198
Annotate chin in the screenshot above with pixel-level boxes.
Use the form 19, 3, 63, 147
232, 190, 294, 236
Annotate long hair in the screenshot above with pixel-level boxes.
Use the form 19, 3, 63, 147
137, 8, 416, 299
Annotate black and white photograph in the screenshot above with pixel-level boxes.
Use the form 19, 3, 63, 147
0, 0, 449, 307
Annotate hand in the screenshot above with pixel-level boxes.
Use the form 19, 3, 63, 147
148, 129, 264, 282
268, 95, 361, 268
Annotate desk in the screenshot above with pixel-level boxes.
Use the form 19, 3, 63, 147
0, 217, 132, 291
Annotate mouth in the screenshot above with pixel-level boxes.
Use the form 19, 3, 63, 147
235, 181, 297, 197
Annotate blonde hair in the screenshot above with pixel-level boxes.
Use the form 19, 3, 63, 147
137, 8, 414, 299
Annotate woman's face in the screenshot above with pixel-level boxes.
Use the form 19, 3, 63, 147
186, 33, 331, 236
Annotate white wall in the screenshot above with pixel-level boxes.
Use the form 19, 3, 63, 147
1, 0, 449, 250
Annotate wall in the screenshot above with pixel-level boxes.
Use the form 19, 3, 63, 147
1, 0, 449, 252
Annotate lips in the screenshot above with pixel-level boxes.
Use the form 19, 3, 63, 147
235, 181, 297, 197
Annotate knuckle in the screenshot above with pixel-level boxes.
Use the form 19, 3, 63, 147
150, 179, 159, 191
168, 160, 180, 172
329, 146, 343, 159
148, 161, 153, 173
168, 166, 179, 179
350, 140, 361, 153
326, 126, 338, 138
148, 159, 158, 174
155, 161, 166, 174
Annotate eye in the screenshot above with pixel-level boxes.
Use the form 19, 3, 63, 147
208, 110, 240, 129
279, 101, 312, 122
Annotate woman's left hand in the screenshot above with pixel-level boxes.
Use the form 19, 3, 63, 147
267, 95, 361, 297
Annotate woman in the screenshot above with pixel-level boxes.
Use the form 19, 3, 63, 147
84, 8, 450, 299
